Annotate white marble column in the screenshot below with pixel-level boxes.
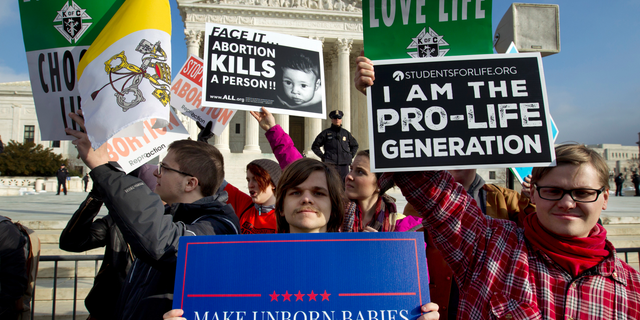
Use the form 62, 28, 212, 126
274, 114, 289, 133
183, 29, 204, 140
214, 126, 231, 153
335, 38, 353, 131
243, 111, 261, 153
185, 29, 202, 58
304, 117, 322, 158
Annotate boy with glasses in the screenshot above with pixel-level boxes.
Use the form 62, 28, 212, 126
384, 144, 640, 318
65, 112, 240, 320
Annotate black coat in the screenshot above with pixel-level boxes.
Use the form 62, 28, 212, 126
0, 217, 27, 320
311, 125, 359, 165
59, 194, 133, 320
89, 163, 240, 320
56, 168, 68, 181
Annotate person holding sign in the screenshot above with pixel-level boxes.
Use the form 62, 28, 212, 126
163, 157, 441, 320
65, 111, 241, 320
383, 144, 640, 318
355, 53, 543, 319
222, 107, 303, 234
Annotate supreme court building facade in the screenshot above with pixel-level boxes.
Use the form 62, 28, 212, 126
176, 0, 369, 157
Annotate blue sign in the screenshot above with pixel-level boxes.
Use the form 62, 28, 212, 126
173, 233, 429, 320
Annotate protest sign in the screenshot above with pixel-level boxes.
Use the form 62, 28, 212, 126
202, 23, 326, 119
18, 0, 125, 141
501, 44, 560, 183
367, 53, 555, 172
510, 116, 559, 183
105, 109, 189, 173
363, 0, 493, 60
172, 55, 237, 135
77, 0, 172, 149
173, 233, 429, 320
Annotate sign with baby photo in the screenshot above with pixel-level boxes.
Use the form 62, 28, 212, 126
173, 232, 429, 320
201, 23, 326, 119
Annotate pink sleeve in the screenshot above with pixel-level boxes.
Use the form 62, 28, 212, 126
265, 125, 303, 170
395, 216, 423, 232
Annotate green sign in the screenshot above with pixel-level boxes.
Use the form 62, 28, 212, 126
19, 0, 124, 51
18, 0, 125, 141
363, 0, 493, 60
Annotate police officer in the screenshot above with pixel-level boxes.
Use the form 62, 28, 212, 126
311, 110, 359, 182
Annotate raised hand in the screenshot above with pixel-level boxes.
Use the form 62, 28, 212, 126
250, 107, 277, 131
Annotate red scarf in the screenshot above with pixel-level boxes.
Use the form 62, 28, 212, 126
523, 213, 609, 278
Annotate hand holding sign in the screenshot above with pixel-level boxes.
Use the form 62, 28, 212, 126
163, 309, 185, 320
65, 110, 110, 170
420, 303, 440, 320
250, 107, 277, 132
354, 53, 375, 95
162, 304, 440, 320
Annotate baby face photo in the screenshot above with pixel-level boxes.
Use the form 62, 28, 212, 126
274, 48, 324, 115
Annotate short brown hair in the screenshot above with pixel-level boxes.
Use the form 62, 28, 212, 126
275, 158, 345, 233
168, 140, 224, 196
246, 163, 273, 192
531, 144, 610, 190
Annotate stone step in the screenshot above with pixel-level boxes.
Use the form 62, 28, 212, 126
38, 261, 99, 278
40, 244, 104, 256
602, 216, 640, 225
607, 235, 640, 250
33, 300, 88, 320
604, 224, 640, 236
34, 278, 93, 301
16, 220, 69, 230
34, 229, 64, 244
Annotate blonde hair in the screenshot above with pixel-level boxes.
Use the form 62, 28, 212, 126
531, 144, 610, 190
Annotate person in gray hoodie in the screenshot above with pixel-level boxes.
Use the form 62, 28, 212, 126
65, 111, 240, 320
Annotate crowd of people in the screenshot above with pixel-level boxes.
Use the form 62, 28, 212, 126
3, 55, 640, 320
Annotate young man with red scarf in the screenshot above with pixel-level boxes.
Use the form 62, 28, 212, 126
382, 144, 640, 318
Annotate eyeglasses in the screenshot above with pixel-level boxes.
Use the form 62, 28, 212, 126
534, 185, 606, 203
330, 115, 342, 120
158, 162, 193, 177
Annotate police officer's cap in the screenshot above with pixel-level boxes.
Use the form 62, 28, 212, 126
329, 110, 343, 119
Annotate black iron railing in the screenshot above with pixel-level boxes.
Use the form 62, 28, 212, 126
35, 255, 103, 320
34, 248, 640, 319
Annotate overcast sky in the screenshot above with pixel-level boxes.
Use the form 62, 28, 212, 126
2, 0, 638, 146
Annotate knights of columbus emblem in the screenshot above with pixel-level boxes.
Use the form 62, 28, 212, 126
53, 1, 92, 43
92, 39, 171, 112
406, 27, 449, 58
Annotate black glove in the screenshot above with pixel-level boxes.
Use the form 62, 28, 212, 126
197, 121, 214, 143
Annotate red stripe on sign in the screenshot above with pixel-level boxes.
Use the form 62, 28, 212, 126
187, 294, 262, 297
338, 293, 416, 296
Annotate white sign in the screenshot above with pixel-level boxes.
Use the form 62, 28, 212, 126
106, 109, 189, 173
172, 55, 237, 135
202, 23, 326, 119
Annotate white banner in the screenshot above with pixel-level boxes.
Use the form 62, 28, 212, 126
106, 109, 189, 173
172, 55, 237, 136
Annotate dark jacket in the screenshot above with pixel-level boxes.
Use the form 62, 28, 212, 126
0, 216, 28, 320
615, 175, 625, 185
89, 163, 240, 320
56, 168, 68, 181
59, 193, 133, 320
311, 124, 358, 165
